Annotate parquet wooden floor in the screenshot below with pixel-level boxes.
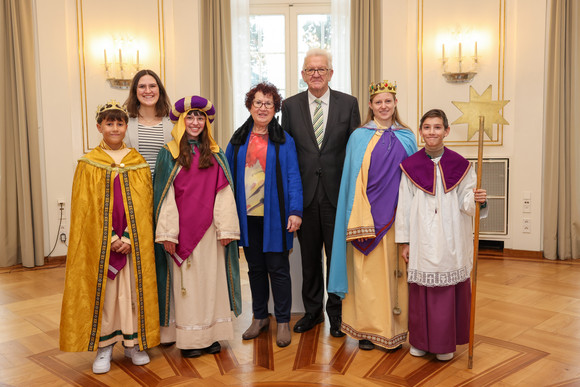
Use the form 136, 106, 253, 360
2, 253, 580, 386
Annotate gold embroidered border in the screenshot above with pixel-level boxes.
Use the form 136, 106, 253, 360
122, 172, 149, 348
89, 169, 112, 350
341, 321, 408, 349
346, 226, 375, 239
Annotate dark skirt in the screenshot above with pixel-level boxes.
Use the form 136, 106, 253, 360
408, 279, 471, 354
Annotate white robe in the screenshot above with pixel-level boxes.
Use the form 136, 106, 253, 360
395, 157, 488, 287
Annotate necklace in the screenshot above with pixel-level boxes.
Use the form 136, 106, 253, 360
139, 116, 162, 126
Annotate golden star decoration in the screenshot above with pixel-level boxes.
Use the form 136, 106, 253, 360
451, 85, 510, 141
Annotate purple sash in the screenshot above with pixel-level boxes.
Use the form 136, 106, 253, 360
352, 130, 408, 255
108, 175, 128, 280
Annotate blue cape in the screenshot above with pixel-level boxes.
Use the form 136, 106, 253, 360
328, 122, 417, 298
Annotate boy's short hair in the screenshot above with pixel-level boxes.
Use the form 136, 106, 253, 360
420, 109, 449, 129
97, 109, 129, 124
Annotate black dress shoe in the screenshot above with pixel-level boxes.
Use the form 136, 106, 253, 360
359, 339, 375, 350
293, 313, 324, 333
181, 348, 203, 358
204, 341, 221, 354
329, 315, 346, 337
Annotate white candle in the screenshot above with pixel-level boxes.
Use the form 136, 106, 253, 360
474, 41, 478, 57
119, 48, 122, 65
442, 44, 445, 60
104, 49, 107, 66
458, 42, 462, 58
136, 50, 139, 67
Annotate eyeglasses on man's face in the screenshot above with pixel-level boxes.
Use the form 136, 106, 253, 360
252, 100, 274, 109
303, 68, 330, 76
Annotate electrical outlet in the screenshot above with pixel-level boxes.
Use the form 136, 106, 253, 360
523, 199, 531, 213
522, 218, 531, 233
56, 199, 67, 242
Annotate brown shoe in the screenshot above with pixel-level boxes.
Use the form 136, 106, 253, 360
276, 322, 291, 347
242, 318, 269, 340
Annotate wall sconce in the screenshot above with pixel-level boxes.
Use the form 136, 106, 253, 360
104, 47, 140, 89
441, 41, 479, 83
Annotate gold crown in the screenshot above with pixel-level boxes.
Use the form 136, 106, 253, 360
95, 99, 128, 120
369, 80, 397, 96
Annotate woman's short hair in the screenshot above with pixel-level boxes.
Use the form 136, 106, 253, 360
245, 82, 282, 113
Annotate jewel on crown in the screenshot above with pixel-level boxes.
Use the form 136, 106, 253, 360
369, 80, 397, 96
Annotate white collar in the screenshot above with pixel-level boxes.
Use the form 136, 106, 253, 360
307, 88, 330, 105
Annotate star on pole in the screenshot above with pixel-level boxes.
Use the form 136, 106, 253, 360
451, 85, 510, 141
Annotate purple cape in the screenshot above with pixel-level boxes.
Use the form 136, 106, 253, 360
171, 148, 229, 266
400, 147, 470, 195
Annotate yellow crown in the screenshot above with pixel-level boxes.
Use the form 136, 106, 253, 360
369, 80, 397, 96
95, 99, 128, 120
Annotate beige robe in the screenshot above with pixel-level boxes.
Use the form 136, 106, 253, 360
156, 178, 240, 349
341, 133, 409, 349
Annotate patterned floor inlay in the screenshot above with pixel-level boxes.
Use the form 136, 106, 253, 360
29, 334, 550, 386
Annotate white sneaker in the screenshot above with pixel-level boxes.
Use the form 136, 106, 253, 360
93, 344, 114, 374
436, 352, 454, 361
124, 346, 150, 366
409, 346, 427, 357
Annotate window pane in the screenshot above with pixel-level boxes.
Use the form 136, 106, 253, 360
250, 15, 286, 97
297, 14, 332, 92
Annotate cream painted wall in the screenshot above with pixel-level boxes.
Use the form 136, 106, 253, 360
36, 0, 79, 257
381, 0, 547, 251
36, 0, 201, 256
36, 0, 546, 256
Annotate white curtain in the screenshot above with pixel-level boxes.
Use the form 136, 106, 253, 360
331, 0, 351, 94
231, 0, 251, 130
543, 0, 580, 260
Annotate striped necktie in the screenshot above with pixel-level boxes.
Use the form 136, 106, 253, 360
313, 99, 324, 147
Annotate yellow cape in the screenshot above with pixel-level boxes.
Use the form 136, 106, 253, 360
60, 147, 160, 351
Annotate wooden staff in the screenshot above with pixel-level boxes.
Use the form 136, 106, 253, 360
468, 115, 485, 369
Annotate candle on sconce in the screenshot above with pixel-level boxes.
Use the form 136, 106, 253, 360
474, 41, 478, 58
442, 44, 445, 60
119, 48, 122, 65
104, 49, 108, 67
136, 50, 139, 67
458, 42, 462, 58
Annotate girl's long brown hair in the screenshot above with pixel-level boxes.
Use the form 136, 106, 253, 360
176, 110, 214, 170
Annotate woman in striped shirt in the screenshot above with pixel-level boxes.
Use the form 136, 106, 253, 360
124, 69, 173, 174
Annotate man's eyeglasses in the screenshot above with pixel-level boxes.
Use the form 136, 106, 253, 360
303, 68, 330, 76
252, 100, 274, 109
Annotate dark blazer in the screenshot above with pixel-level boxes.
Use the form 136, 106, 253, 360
281, 88, 360, 208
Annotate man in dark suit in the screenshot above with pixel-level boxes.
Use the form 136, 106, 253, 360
281, 48, 361, 337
